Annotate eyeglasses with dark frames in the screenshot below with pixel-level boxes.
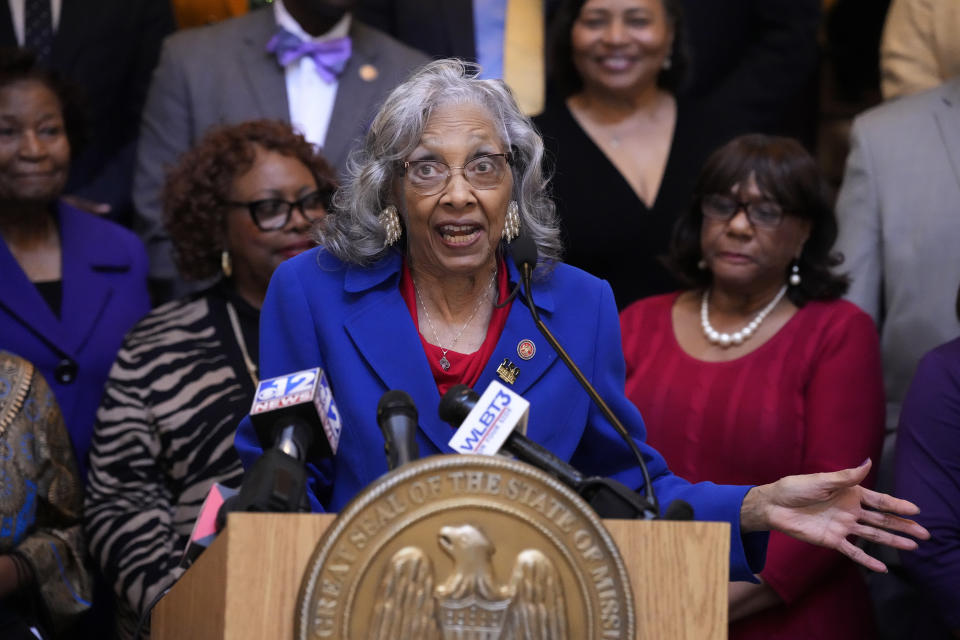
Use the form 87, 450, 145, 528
701, 194, 785, 228
399, 152, 514, 196
226, 188, 333, 231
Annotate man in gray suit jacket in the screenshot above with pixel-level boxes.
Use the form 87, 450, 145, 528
835, 75, 960, 640
836, 75, 960, 434
133, 0, 427, 293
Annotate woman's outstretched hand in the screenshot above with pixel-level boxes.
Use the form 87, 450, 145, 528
740, 459, 930, 573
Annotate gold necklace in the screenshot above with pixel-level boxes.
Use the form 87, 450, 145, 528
413, 271, 496, 372
226, 301, 258, 386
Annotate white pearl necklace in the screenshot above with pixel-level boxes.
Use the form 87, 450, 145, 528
700, 285, 788, 348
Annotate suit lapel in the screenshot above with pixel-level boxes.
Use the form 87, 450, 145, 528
0, 205, 126, 357
0, 232, 67, 354
325, 21, 387, 169
933, 79, 960, 195
342, 253, 455, 452
476, 261, 556, 397
237, 9, 290, 122
58, 204, 128, 354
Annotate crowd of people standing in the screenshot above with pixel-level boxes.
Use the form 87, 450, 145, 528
0, 0, 956, 638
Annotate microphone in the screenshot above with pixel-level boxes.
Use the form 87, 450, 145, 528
249, 368, 341, 459
662, 499, 695, 521
443, 382, 529, 453
494, 233, 535, 308
441, 382, 660, 519
218, 368, 342, 529
508, 230, 660, 518
509, 228, 538, 275
376, 390, 420, 470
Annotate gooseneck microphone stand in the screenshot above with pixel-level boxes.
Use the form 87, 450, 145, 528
509, 232, 660, 519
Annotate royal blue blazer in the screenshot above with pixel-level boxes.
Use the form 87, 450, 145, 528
0, 202, 151, 479
235, 248, 766, 580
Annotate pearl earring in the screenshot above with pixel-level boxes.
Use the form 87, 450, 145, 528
221, 250, 232, 278
789, 261, 801, 286
697, 259, 707, 270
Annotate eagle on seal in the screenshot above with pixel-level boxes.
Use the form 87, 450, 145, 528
369, 523, 569, 640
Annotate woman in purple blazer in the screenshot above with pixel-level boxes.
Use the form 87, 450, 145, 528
0, 50, 150, 479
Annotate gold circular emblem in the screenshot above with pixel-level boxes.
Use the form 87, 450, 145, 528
359, 63, 379, 82
296, 455, 635, 639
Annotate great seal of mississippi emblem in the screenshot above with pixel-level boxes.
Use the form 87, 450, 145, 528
296, 455, 635, 639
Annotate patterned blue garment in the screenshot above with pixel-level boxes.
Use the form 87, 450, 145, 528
0, 352, 90, 637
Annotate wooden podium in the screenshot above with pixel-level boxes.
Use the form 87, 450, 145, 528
153, 513, 730, 639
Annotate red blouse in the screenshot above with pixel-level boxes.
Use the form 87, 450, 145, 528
621, 292, 885, 639
400, 258, 511, 398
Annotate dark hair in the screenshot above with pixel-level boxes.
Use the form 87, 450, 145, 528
0, 48, 88, 156
163, 119, 337, 281
546, 0, 689, 98
668, 134, 849, 306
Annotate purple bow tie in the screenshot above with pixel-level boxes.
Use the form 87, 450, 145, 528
267, 29, 352, 83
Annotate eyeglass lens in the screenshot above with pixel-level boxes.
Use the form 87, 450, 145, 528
251, 191, 330, 230
405, 154, 509, 195
701, 194, 784, 227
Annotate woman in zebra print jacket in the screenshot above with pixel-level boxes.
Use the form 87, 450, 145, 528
83, 120, 336, 639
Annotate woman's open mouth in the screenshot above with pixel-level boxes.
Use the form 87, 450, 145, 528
437, 223, 482, 247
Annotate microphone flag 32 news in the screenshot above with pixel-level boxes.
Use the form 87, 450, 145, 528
251, 368, 342, 456
448, 380, 529, 455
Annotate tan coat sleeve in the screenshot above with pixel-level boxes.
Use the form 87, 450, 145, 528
881, 0, 960, 99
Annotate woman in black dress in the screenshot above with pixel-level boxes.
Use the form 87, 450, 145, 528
535, 0, 724, 308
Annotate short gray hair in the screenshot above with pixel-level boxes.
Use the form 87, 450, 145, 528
315, 59, 561, 272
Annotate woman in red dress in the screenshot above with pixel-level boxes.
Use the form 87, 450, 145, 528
621, 134, 885, 639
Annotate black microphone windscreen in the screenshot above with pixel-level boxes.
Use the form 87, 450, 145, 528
438, 384, 479, 427
662, 499, 695, 521
509, 228, 538, 271
377, 390, 417, 422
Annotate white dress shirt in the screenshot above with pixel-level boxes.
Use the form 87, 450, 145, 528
273, 0, 350, 148
8, 0, 62, 45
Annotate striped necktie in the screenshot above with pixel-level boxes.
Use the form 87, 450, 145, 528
502, 0, 545, 116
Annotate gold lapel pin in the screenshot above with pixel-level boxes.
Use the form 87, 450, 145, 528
359, 64, 379, 82
496, 358, 520, 385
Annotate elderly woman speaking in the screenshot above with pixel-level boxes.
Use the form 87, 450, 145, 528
235, 60, 926, 579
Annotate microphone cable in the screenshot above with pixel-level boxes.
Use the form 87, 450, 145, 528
511, 232, 659, 518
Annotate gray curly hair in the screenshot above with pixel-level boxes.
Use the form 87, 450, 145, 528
314, 59, 561, 272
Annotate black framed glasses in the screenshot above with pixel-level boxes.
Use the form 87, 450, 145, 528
399, 152, 513, 196
701, 194, 785, 228
226, 189, 332, 231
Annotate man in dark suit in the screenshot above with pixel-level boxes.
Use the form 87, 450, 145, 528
133, 0, 427, 297
0, 0, 176, 221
